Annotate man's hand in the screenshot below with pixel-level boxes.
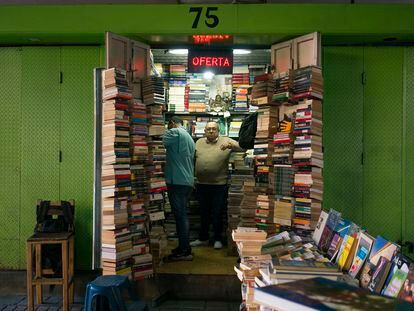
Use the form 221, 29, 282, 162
220, 142, 233, 150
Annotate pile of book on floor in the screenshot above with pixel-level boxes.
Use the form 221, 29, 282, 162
129, 98, 153, 280
101, 68, 133, 277
167, 65, 187, 112
290, 65, 323, 101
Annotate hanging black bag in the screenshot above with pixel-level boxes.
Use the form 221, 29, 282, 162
238, 112, 258, 150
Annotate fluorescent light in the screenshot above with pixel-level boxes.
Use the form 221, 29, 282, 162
168, 49, 188, 55
203, 71, 214, 80
233, 49, 251, 55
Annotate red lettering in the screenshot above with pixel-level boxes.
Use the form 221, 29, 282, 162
206, 57, 211, 66
212, 57, 218, 66
223, 58, 230, 66
200, 57, 205, 65
192, 57, 199, 66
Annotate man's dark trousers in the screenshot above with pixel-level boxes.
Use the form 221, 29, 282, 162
167, 183, 193, 253
196, 183, 228, 242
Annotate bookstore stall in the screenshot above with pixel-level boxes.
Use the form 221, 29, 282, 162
97, 32, 414, 310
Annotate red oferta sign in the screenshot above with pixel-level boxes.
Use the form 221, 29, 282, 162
188, 49, 233, 74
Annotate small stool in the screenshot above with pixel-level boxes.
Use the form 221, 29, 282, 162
84, 275, 148, 311
26, 232, 75, 311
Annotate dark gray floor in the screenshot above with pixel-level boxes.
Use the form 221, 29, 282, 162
0, 295, 240, 311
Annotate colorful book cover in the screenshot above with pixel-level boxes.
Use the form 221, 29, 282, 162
326, 219, 351, 260
368, 256, 392, 293
312, 210, 328, 245
349, 232, 374, 279
382, 253, 410, 298
318, 209, 341, 252
336, 223, 359, 269
398, 263, 414, 303
360, 236, 398, 289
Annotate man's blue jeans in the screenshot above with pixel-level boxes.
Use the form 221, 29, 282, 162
167, 184, 193, 253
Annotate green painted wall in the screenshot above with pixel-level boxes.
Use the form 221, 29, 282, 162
323, 46, 413, 253
0, 47, 101, 270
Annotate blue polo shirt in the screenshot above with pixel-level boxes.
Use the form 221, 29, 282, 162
163, 127, 195, 186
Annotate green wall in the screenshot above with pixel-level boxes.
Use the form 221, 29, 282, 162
323, 46, 414, 255
0, 47, 101, 269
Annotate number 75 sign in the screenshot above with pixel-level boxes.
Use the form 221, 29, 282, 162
189, 7, 219, 29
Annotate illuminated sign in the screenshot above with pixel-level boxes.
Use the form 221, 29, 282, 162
192, 35, 232, 44
188, 49, 233, 74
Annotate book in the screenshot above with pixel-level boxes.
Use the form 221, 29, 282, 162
312, 210, 328, 245
359, 236, 398, 289
382, 253, 411, 297
349, 232, 374, 279
398, 263, 414, 303
367, 256, 393, 293
253, 277, 413, 311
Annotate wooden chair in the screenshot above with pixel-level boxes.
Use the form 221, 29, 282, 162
26, 200, 75, 311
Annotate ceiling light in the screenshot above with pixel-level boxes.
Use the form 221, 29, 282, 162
203, 71, 214, 80
233, 49, 251, 55
168, 49, 188, 55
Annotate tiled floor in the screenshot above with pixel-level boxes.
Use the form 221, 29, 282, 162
0, 295, 241, 311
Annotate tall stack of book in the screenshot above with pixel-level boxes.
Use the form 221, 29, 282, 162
251, 74, 273, 107
187, 74, 207, 112
143, 76, 168, 268
101, 68, 133, 277
292, 98, 323, 230
232, 65, 250, 112
129, 98, 153, 280
239, 178, 257, 228
167, 65, 187, 112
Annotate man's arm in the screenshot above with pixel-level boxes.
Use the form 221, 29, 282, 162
220, 138, 245, 152
163, 128, 179, 147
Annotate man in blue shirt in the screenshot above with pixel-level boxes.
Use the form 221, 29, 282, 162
163, 116, 195, 261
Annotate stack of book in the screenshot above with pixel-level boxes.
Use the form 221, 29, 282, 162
129, 98, 152, 280
255, 194, 278, 235
251, 74, 273, 106
232, 65, 250, 112
232, 227, 268, 310
227, 153, 253, 255
187, 74, 207, 112
228, 119, 243, 138
272, 132, 293, 165
239, 179, 258, 228
255, 107, 279, 141
273, 196, 294, 228
101, 68, 133, 277
290, 66, 323, 102
292, 99, 323, 230
271, 72, 290, 103
167, 64, 187, 112
143, 76, 168, 269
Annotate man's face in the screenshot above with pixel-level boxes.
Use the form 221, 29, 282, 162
205, 122, 219, 142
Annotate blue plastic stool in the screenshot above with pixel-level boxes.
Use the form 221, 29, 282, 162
84, 275, 148, 311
